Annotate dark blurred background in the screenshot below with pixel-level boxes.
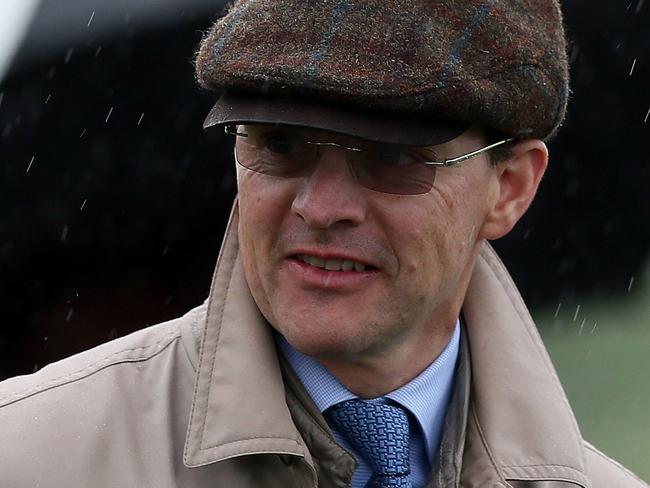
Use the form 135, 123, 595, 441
0, 0, 236, 377
1, 0, 648, 382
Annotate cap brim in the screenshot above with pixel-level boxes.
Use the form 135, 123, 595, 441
203, 92, 469, 146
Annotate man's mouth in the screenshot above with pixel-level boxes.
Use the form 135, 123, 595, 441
296, 254, 372, 272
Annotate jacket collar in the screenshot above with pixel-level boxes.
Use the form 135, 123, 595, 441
460, 244, 589, 487
184, 201, 589, 487
183, 201, 312, 470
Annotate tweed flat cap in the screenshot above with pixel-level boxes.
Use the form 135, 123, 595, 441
196, 0, 569, 142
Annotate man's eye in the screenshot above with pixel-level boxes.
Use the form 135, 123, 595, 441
262, 132, 304, 155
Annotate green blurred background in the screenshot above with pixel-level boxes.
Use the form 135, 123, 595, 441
536, 263, 650, 482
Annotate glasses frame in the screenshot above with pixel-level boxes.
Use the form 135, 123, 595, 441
224, 124, 515, 168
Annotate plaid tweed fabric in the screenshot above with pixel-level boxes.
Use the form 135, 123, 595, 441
196, 0, 569, 140
326, 400, 412, 488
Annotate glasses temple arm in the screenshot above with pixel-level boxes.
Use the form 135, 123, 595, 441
428, 138, 516, 167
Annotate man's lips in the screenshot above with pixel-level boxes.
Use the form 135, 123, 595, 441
285, 249, 379, 272
282, 250, 380, 289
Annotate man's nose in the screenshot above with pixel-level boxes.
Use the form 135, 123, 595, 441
291, 149, 368, 229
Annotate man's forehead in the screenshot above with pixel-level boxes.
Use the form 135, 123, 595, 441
204, 92, 469, 147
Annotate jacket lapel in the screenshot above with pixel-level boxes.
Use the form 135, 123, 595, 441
184, 201, 313, 473
460, 243, 590, 488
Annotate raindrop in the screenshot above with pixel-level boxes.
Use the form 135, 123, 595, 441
79, 128, 87, 138
61, 225, 69, 242
578, 317, 586, 336
0, 92, 3, 108
65, 307, 74, 322
80, 199, 87, 211
94, 46, 102, 57
644, 107, 650, 123
26, 156, 35, 173
87, 10, 95, 27
45, 94, 52, 104
590, 321, 598, 334
572, 304, 581, 322
137, 113, 145, 125
554, 302, 562, 318
64, 48, 74, 64
628, 276, 635, 292
629, 58, 637, 76
105, 107, 114, 123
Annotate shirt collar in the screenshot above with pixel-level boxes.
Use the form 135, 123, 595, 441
276, 321, 461, 460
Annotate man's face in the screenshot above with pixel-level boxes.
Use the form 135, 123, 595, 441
236, 126, 500, 363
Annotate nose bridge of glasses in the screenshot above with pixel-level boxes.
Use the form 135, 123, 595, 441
306, 141, 361, 183
305, 139, 366, 182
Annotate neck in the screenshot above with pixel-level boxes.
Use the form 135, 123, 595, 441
318, 320, 458, 398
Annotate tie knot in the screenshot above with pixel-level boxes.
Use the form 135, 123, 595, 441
326, 399, 411, 484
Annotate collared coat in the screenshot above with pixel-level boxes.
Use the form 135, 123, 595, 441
0, 206, 647, 488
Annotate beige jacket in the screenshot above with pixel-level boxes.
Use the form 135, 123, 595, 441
0, 207, 647, 488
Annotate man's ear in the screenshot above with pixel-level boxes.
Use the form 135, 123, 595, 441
479, 139, 548, 240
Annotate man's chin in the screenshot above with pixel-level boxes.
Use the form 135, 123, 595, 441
275, 321, 379, 361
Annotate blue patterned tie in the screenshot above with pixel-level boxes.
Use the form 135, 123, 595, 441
326, 399, 412, 488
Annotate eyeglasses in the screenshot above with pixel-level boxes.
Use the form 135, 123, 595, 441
225, 124, 514, 195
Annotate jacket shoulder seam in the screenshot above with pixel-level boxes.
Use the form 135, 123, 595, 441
502, 462, 590, 484
0, 329, 180, 408
503, 463, 590, 471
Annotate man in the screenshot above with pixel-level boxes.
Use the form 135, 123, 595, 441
0, 1, 647, 487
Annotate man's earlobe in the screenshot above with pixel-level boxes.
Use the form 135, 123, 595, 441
480, 139, 548, 240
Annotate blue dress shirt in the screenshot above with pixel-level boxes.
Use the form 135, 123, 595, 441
277, 323, 460, 488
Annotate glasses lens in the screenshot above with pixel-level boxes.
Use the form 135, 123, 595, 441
235, 126, 316, 177
232, 125, 436, 195
350, 147, 436, 195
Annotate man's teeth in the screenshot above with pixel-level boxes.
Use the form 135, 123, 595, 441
298, 254, 367, 272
